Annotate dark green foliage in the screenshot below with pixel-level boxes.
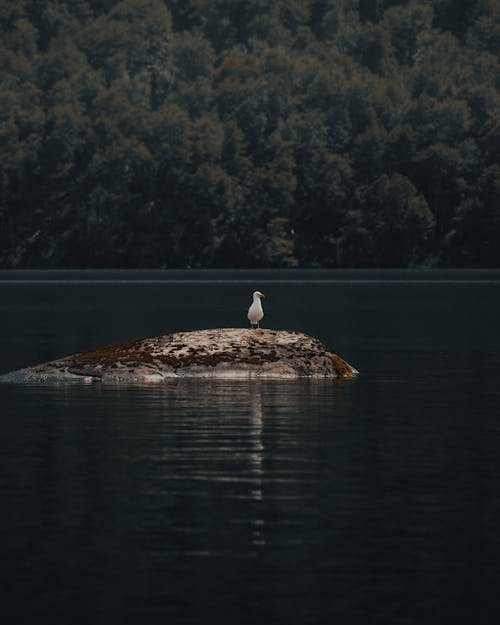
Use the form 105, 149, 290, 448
0, 0, 499, 267
361, 173, 435, 266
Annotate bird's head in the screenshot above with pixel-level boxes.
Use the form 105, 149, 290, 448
253, 291, 265, 300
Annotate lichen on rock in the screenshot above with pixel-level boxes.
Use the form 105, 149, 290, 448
0, 328, 358, 383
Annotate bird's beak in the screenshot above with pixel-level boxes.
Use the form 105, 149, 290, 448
260, 293, 265, 299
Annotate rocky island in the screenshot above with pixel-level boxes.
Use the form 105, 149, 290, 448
0, 328, 358, 383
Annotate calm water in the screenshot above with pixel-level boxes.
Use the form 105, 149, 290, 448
1, 270, 500, 624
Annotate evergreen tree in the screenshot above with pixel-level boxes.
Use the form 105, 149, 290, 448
0, 0, 499, 267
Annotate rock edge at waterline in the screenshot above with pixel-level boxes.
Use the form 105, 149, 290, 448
0, 328, 358, 383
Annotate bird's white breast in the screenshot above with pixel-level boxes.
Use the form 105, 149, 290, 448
247, 299, 264, 323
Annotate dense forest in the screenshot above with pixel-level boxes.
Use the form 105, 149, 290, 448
0, 0, 499, 268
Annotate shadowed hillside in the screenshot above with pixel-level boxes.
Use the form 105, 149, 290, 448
1, 0, 499, 268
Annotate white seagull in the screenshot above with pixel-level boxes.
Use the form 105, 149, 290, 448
247, 291, 265, 329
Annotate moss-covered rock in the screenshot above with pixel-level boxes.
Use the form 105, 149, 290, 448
0, 329, 358, 383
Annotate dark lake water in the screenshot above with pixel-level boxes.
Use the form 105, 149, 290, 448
1, 269, 500, 624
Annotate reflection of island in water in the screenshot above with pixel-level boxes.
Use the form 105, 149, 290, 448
119, 379, 356, 556
17, 378, 356, 573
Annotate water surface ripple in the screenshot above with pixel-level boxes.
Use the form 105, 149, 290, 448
1, 271, 500, 624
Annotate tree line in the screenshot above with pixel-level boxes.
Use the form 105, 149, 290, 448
1, 0, 499, 268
